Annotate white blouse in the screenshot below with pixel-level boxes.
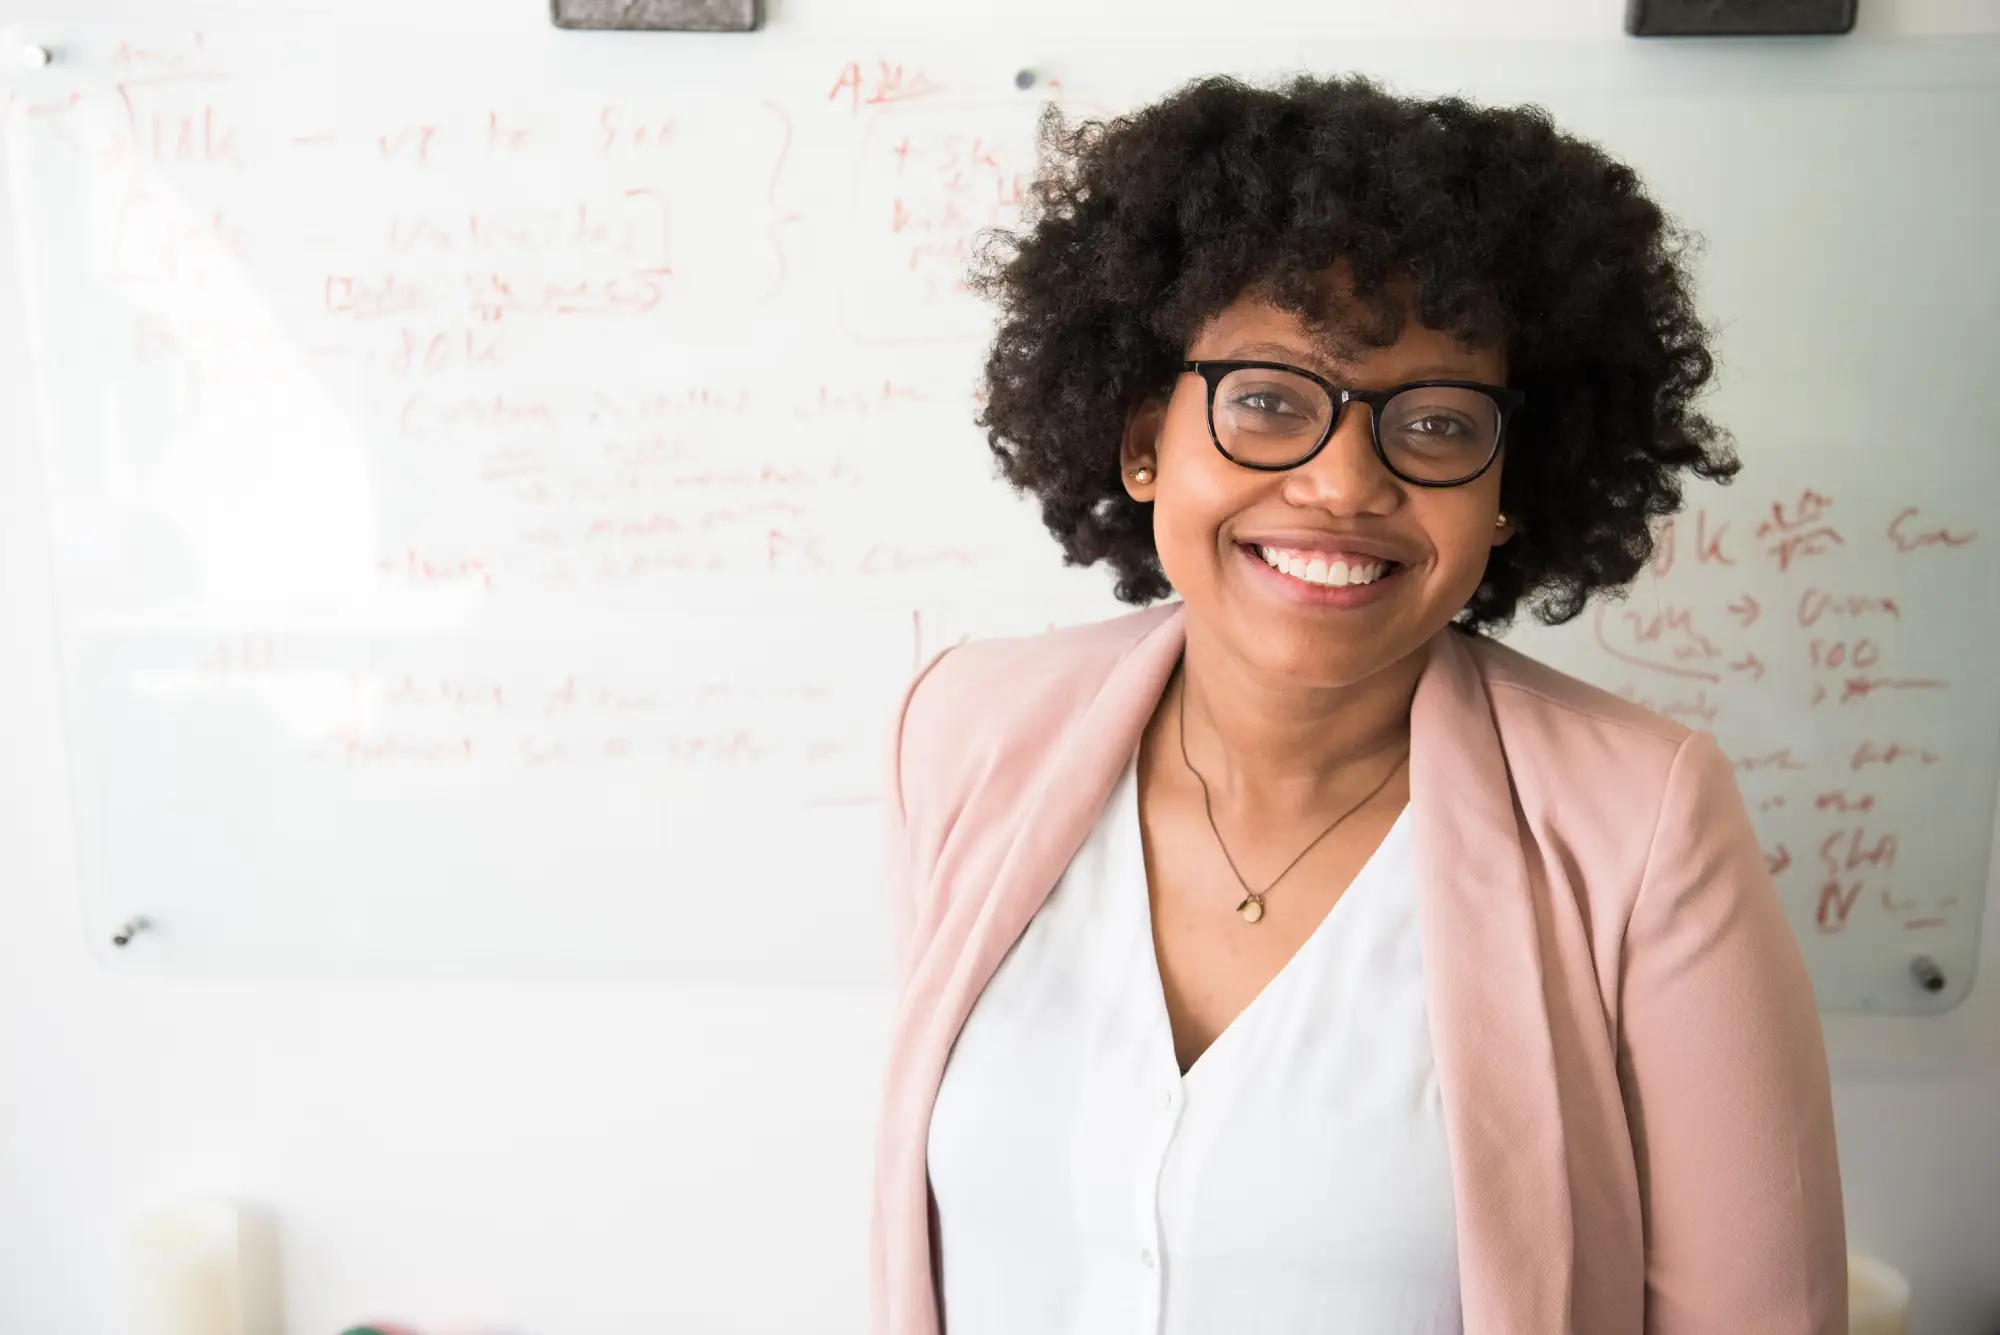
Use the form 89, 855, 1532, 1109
927, 752, 1461, 1335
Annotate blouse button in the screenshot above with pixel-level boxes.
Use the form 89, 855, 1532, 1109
1140, 1248, 1157, 1270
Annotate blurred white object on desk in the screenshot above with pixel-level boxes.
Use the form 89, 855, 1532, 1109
124, 1199, 248, 1335
1849, 1253, 1911, 1335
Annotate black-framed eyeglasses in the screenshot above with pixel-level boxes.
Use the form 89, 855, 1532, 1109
1181, 360, 1525, 488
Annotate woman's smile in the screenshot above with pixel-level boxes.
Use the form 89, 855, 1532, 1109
1237, 541, 1411, 608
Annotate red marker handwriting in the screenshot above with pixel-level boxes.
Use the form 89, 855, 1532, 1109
827, 60, 943, 112
1693, 510, 1735, 566
378, 122, 440, 165
199, 636, 276, 679
1755, 489, 1842, 571
1798, 589, 1899, 627
1766, 527, 1844, 573
1809, 638, 1880, 671
399, 392, 557, 439
598, 105, 678, 154
486, 110, 532, 154
383, 675, 505, 710
391, 327, 505, 376
1814, 791, 1877, 813
1735, 748, 1808, 773
113, 35, 212, 71
1757, 489, 1836, 534
1590, 604, 1723, 682
325, 273, 431, 318
758, 100, 803, 301
1888, 506, 1976, 554
1840, 676, 1947, 704
1819, 827, 1898, 876
859, 544, 976, 576
318, 730, 476, 767
117, 81, 244, 169
1817, 879, 1863, 934
1852, 741, 1940, 770
377, 548, 494, 591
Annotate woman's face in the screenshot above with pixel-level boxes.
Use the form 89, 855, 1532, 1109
1121, 287, 1511, 690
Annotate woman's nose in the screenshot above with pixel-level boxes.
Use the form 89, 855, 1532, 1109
1279, 400, 1401, 516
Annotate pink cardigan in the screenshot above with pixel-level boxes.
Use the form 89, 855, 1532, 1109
871, 604, 1845, 1335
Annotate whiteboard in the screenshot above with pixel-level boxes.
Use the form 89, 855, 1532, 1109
2, 23, 1995, 1009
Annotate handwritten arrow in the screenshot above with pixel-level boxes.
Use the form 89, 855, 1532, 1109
1766, 844, 1792, 876
1726, 594, 1760, 627
1728, 653, 1765, 681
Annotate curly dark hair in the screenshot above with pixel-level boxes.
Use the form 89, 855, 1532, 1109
971, 73, 1738, 630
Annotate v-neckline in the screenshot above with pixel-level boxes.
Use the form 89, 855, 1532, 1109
1121, 759, 1412, 1081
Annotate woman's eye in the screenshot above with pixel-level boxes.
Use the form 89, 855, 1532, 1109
1403, 413, 1468, 437
1233, 392, 1305, 416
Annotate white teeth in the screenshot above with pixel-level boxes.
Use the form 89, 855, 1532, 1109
1256, 545, 1391, 588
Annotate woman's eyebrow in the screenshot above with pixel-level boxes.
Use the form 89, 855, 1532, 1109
1222, 340, 1351, 374
1221, 342, 1491, 383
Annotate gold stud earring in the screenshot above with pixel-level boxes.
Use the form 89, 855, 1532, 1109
1129, 467, 1154, 485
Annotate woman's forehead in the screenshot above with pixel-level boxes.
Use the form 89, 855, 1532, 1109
1195, 299, 1506, 378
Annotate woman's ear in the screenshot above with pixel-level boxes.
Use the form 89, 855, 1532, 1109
1119, 398, 1166, 503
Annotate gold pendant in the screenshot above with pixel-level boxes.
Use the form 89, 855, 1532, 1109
1237, 896, 1265, 924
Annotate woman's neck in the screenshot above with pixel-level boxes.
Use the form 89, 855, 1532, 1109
1173, 627, 1427, 816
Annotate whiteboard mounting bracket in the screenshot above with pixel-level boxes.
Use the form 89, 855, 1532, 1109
1626, 0, 1856, 36
551, 0, 762, 32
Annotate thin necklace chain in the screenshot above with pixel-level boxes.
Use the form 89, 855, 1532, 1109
1175, 673, 1408, 922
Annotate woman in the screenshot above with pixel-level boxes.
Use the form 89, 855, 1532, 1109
871, 75, 1845, 1335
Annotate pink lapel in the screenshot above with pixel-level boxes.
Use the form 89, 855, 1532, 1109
1410, 629, 1575, 1332
876, 609, 1186, 1335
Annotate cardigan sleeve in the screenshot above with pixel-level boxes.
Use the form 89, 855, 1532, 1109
1617, 730, 1848, 1335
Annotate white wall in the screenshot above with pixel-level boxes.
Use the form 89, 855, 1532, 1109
2, 2, 1997, 1333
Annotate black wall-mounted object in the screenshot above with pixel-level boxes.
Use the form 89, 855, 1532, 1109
552, 0, 762, 31
1626, 0, 1856, 35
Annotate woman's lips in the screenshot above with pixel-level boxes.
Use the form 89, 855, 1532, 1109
1251, 543, 1396, 589
1237, 541, 1409, 608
